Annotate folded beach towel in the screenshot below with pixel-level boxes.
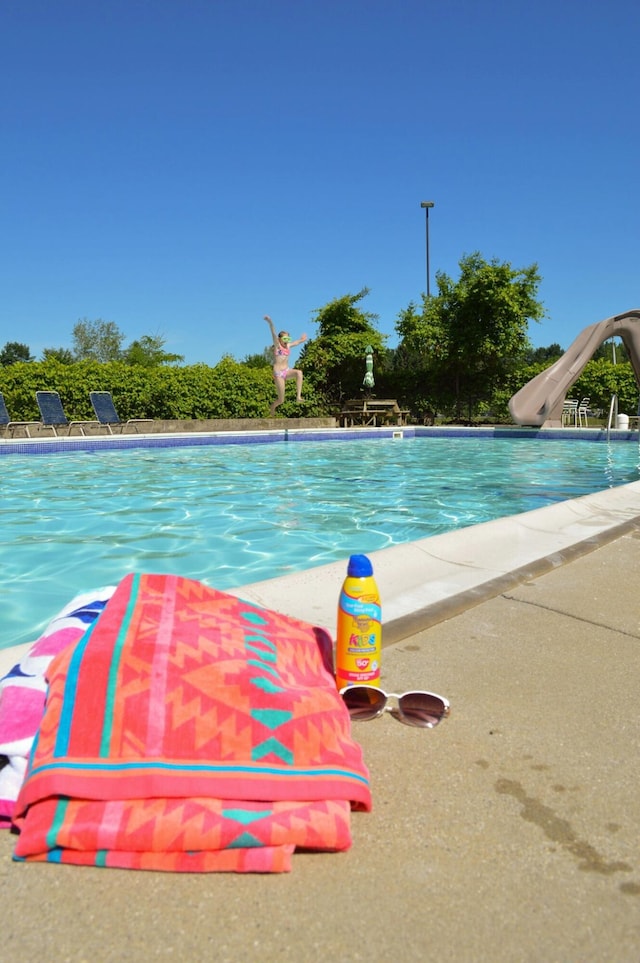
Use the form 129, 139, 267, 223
0, 588, 115, 825
13, 573, 371, 872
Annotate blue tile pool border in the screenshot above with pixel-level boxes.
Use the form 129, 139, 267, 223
0, 424, 638, 456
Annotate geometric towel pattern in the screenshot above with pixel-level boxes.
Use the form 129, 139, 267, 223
12, 573, 371, 872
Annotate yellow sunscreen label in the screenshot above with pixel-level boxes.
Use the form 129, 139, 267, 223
336, 579, 381, 688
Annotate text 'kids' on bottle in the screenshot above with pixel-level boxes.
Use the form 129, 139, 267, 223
336, 554, 382, 690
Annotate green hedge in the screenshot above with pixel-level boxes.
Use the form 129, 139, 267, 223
0, 358, 323, 421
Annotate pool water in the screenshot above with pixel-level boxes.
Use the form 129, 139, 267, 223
2, 436, 639, 649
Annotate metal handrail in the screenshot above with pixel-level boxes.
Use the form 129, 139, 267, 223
606, 393, 618, 441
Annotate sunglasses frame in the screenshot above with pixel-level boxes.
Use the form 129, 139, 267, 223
340, 685, 450, 728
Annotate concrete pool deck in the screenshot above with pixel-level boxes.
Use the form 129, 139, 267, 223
1, 510, 639, 959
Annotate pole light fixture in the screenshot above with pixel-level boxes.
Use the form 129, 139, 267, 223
420, 201, 435, 297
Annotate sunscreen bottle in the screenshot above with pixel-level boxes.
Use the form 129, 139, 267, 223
336, 554, 382, 690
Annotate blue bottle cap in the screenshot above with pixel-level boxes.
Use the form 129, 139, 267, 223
347, 554, 373, 577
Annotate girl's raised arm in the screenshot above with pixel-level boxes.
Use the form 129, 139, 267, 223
264, 315, 278, 346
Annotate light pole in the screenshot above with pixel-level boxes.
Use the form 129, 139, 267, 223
420, 201, 435, 296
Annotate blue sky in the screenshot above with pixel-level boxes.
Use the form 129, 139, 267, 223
2, 0, 638, 365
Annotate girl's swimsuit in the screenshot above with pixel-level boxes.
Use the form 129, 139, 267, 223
274, 343, 291, 377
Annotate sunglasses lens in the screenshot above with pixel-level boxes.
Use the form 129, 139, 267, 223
397, 692, 448, 728
341, 686, 386, 721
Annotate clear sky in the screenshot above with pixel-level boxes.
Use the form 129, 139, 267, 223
2, 0, 638, 365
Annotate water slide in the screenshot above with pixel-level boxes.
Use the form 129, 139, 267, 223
509, 309, 640, 427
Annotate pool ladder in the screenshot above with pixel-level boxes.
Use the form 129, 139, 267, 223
606, 394, 618, 441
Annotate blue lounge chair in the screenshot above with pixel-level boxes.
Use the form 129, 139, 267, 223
35, 391, 99, 436
89, 391, 153, 434
0, 391, 42, 438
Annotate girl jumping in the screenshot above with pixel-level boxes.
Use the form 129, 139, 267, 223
264, 315, 308, 416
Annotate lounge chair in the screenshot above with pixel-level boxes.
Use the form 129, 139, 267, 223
35, 391, 99, 437
89, 391, 153, 433
0, 391, 42, 438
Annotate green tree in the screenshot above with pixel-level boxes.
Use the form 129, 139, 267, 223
72, 318, 125, 362
124, 334, 184, 366
396, 253, 545, 421
241, 348, 272, 369
592, 339, 629, 364
572, 358, 639, 416
298, 288, 387, 406
0, 341, 34, 365
42, 346, 75, 364
524, 343, 563, 364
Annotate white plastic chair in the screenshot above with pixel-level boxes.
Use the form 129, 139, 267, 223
577, 397, 590, 427
562, 399, 578, 427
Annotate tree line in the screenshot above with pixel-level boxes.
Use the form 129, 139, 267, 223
2, 253, 638, 422
0, 319, 184, 368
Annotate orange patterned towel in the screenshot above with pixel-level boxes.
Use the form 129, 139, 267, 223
13, 573, 371, 872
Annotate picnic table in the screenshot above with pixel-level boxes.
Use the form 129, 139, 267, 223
339, 399, 410, 428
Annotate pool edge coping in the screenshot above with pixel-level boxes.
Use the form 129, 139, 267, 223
379, 513, 640, 645
1, 422, 639, 454
228, 480, 640, 645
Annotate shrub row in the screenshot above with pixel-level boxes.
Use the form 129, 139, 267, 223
0, 358, 323, 421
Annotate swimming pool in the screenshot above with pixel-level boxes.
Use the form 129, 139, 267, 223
3, 434, 640, 649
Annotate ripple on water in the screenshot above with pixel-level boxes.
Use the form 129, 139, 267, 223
2, 436, 639, 648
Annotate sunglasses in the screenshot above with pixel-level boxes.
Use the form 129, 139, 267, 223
340, 685, 450, 728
